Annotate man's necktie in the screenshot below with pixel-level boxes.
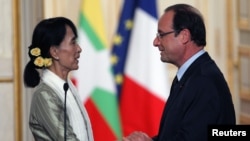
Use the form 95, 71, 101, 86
171, 76, 179, 92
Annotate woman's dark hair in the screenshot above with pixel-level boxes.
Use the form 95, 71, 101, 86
23, 17, 78, 87
165, 4, 206, 46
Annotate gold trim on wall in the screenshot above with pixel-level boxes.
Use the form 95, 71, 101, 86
0, 78, 13, 83
226, 0, 234, 94
237, 0, 250, 30
13, 0, 22, 140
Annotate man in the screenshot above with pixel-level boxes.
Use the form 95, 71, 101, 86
123, 3, 235, 141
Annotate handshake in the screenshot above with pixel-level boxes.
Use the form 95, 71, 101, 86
120, 131, 153, 141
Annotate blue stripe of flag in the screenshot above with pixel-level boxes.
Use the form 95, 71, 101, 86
111, 0, 158, 99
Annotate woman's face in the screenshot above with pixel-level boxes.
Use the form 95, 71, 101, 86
55, 25, 82, 72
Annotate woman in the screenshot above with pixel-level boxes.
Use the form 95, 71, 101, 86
23, 17, 94, 141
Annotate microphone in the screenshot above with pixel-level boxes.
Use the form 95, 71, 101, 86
64, 83, 69, 92
63, 83, 69, 141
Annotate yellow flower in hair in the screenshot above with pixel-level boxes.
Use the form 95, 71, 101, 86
44, 58, 52, 67
31, 47, 52, 67
34, 56, 44, 67
30, 47, 41, 56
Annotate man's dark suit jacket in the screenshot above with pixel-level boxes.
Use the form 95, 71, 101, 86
153, 52, 236, 141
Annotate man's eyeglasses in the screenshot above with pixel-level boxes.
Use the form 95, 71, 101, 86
156, 31, 175, 38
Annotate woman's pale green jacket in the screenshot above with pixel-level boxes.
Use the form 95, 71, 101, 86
29, 83, 94, 141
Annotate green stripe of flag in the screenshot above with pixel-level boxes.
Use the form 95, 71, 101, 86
92, 88, 121, 137
79, 12, 104, 51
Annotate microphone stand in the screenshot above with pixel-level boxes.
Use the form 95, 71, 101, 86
63, 83, 69, 141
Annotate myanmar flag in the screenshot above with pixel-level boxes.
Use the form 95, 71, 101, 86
72, 0, 122, 140
111, 0, 170, 137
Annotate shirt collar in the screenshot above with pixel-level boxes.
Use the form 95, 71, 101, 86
176, 50, 205, 81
